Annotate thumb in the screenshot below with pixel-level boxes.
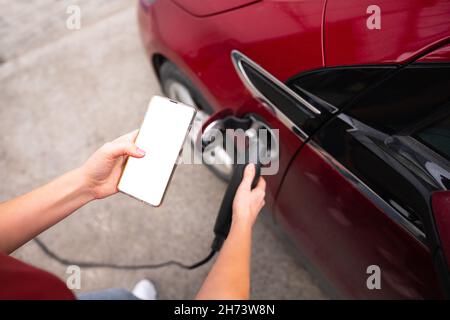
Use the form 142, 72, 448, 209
105, 141, 146, 159
239, 163, 256, 191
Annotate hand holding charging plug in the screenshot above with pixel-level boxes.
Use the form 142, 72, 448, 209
212, 163, 264, 251
232, 163, 266, 227
197, 163, 266, 300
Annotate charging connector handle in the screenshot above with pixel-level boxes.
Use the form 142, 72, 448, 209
211, 163, 261, 252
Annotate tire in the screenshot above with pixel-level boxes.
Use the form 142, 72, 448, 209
159, 61, 214, 114
158, 61, 232, 181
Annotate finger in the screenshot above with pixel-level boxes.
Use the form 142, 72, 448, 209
254, 176, 266, 193
239, 163, 256, 191
254, 189, 266, 201
105, 141, 146, 159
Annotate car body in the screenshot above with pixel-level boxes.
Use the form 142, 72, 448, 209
138, 0, 450, 299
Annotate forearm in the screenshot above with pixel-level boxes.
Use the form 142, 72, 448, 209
0, 168, 93, 254
196, 220, 253, 300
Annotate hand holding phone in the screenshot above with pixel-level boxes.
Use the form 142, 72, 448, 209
79, 130, 145, 200
118, 96, 196, 206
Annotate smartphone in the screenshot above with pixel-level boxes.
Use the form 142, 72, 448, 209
118, 95, 196, 207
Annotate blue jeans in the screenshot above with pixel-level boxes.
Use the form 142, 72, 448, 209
78, 288, 139, 300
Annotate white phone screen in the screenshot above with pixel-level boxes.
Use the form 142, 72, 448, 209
118, 95, 196, 206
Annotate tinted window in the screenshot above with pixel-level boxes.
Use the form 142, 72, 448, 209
289, 67, 393, 109
347, 64, 450, 134
416, 115, 450, 160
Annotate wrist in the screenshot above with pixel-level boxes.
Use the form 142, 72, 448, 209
230, 217, 253, 234
72, 167, 96, 203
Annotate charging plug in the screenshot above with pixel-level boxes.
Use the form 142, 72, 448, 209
211, 162, 261, 252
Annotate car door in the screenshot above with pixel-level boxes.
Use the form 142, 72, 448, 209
275, 49, 450, 298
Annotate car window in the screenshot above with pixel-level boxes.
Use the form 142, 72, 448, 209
415, 115, 450, 161
346, 64, 450, 134
311, 64, 450, 239
288, 67, 394, 109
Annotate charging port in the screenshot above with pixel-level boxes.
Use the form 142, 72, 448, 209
200, 115, 279, 179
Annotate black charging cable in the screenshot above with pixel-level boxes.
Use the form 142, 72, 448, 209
33, 237, 216, 270
33, 163, 260, 270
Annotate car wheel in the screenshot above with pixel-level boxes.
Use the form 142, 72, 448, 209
159, 61, 233, 181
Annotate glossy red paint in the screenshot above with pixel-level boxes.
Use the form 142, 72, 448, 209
418, 42, 450, 63
325, 0, 450, 66
432, 192, 450, 269
275, 143, 442, 298
171, 0, 261, 17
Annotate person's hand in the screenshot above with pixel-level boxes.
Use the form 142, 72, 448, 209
80, 130, 146, 199
232, 163, 266, 228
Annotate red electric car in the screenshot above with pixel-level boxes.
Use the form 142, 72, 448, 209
137, 0, 450, 299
